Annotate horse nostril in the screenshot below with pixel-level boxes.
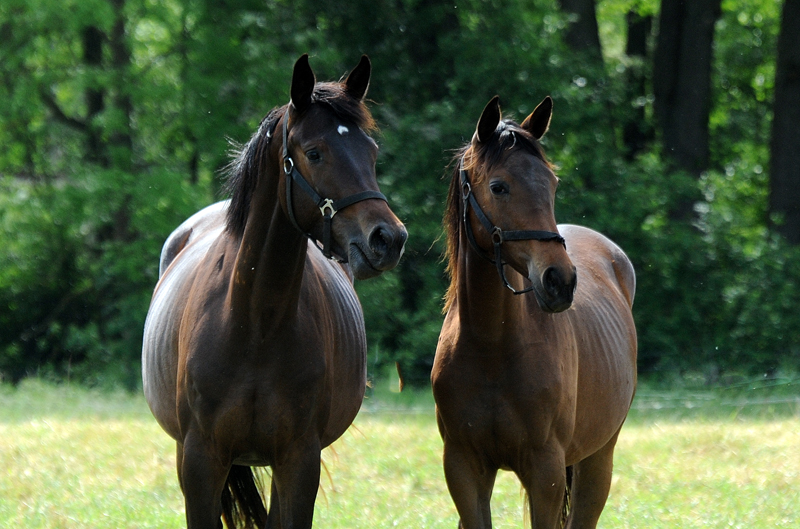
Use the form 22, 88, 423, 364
543, 265, 578, 302
369, 225, 392, 256
543, 267, 565, 297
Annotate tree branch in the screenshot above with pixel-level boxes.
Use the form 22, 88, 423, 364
39, 88, 87, 132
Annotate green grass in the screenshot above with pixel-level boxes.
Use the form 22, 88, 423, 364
1, 378, 799, 528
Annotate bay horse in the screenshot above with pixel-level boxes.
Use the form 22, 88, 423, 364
142, 54, 407, 529
432, 96, 637, 529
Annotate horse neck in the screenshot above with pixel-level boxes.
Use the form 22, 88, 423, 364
454, 232, 543, 343
229, 140, 308, 332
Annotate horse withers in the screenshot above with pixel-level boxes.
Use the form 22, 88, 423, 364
432, 96, 637, 529
142, 54, 407, 529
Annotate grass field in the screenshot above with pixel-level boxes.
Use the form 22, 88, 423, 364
1, 378, 799, 528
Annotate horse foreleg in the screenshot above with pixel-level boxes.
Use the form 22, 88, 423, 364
519, 448, 568, 529
180, 431, 231, 529
443, 442, 497, 529
269, 437, 321, 529
564, 430, 621, 529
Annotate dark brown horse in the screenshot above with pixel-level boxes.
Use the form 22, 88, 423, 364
432, 96, 637, 529
142, 55, 407, 529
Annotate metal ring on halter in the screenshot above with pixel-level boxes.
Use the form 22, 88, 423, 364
283, 157, 294, 174
320, 198, 337, 218
491, 227, 503, 245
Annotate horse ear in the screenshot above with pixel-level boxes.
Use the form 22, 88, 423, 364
290, 54, 316, 114
474, 96, 501, 144
521, 96, 553, 140
345, 55, 371, 101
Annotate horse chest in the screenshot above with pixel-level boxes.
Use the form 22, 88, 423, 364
434, 352, 566, 460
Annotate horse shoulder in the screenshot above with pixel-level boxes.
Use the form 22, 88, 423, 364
303, 245, 362, 321
432, 308, 457, 384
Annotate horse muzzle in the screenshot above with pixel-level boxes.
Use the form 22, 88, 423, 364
349, 221, 407, 279
532, 264, 577, 313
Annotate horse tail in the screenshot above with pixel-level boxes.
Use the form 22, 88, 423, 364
560, 465, 573, 528
221, 465, 268, 529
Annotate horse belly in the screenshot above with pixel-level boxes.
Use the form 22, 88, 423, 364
142, 221, 224, 441
305, 249, 368, 447
567, 286, 637, 462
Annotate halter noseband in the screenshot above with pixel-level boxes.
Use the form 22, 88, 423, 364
282, 111, 387, 260
459, 154, 566, 295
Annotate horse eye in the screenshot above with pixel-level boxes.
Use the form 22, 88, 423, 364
490, 182, 509, 196
306, 150, 321, 162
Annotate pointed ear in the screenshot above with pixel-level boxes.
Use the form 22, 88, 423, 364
290, 54, 315, 114
521, 96, 553, 140
345, 55, 371, 101
474, 96, 501, 144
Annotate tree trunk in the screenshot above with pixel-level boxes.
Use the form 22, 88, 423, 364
653, 0, 721, 176
769, 0, 800, 244
82, 25, 106, 165
623, 10, 652, 158
557, 0, 603, 62
109, 0, 132, 170
109, 0, 134, 241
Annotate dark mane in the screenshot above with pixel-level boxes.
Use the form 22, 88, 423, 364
442, 119, 551, 312
223, 82, 377, 236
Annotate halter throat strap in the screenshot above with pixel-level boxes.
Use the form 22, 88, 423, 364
459, 155, 566, 295
281, 111, 387, 260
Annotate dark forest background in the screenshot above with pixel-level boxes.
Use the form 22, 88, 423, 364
1, 0, 799, 388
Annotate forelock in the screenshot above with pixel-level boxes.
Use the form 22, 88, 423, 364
473, 119, 549, 175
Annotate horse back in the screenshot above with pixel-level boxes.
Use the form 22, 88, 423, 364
159, 201, 229, 276
561, 224, 635, 308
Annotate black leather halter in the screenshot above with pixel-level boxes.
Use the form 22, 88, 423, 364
282, 113, 387, 260
459, 154, 566, 295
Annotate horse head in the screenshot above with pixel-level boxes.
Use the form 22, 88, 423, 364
462, 95, 576, 312
280, 54, 407, 279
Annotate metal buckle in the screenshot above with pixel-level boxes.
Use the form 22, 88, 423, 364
491, 227, 503, 244
283, 157, 294, 174
320, 198, 337, 218
462, 181, 472, 198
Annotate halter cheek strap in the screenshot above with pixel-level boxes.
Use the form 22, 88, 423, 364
282, 112, 387, 260
459, 155, 566, 295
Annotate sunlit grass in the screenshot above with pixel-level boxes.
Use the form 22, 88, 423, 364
1, 378, 799, 528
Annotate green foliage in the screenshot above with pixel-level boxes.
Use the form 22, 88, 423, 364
0, 0, 797, 387
0, 169, 206, 386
